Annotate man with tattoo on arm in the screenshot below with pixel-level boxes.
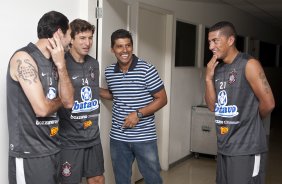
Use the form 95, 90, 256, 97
205, 21, 275, 184
7, 11, 74, 184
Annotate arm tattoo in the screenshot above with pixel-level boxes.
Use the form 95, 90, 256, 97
17, 59, 38, 84
259, 71, 271, 93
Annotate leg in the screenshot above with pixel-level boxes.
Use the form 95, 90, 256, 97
216, 153, 227, 184
225, 154, 267, 184
134, 140, 162, 184
9, 156, 19, 184
84, 144, 105, 184
23, 153, 60, 184
87, 175, 105, 184
110, 138, 135, 184
60, 149, 83, 184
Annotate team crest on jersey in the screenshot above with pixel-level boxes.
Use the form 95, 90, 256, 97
46, 87, 56, 100
62, 162, 72, 177
50, 126, 59, 136
228, 69, 237, 84
72, 86, 99, 113
89, 67, 95, 81
214, 90, 239, 118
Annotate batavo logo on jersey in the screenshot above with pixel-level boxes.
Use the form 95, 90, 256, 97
215, 90, 239, 118
83, 120, 93, 129
220, 126, 229, 135
50, 126, 59, 136
72, 86, 99, 113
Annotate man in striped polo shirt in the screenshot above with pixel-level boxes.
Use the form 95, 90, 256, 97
100, 29, 167, 184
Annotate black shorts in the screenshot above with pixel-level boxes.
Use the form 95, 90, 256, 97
59, 143, 104, 183
9, 153, 60, 184
216, 153, 267, 184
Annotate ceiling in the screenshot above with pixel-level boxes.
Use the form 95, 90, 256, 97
176, 0, 282, 30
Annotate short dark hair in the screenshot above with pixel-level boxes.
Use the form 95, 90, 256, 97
70, 19, 95, 39
37, 11, 69, 39
209, 21, 237, 39
111, 29, 133, 48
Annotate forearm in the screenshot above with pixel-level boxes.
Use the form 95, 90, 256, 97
205, 79, 216, 112
99, 88, 113, 100
138, 89, 167, 116
36, 97, 63, 117
57, 65, 74, 108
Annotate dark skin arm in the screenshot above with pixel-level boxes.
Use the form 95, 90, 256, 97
245, 58, 275, 119
123, 88, 167, 128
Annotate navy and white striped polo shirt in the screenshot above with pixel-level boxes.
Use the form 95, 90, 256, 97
105, 54, 164, 142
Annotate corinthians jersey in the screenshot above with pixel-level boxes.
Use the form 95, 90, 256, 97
214, 52, 268, 156
58, 51, 101, 149
7, 43, 60, 158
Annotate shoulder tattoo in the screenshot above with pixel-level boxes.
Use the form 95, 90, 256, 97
17, 59, 38, 84
259, 71, 271, 93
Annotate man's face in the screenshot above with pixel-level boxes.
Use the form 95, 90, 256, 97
111, 38, 133, 67
208, 30, 232, 60
70, 30, 94, 57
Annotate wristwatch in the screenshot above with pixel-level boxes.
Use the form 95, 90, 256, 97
136, 109, 143, 119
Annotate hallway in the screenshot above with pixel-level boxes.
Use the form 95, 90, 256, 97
136, 110, 282, 184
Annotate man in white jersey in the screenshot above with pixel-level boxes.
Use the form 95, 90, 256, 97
100, 29, 167, 184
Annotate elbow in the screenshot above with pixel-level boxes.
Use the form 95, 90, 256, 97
62, 98, 74, 109
207, 105, 215, 112
162, 96, 168, 107
268, 100, 275, 113
34, 108, 50, 117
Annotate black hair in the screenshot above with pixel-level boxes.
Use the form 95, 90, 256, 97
37, 11, 69, 39
111, 29, 133, 48
209, 21, 237, 39
70, 19, 95, 39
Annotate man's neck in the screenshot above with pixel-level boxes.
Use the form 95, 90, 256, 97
70, 49, 85, 63
35, 39, 51, 59
224, 48, 239, 64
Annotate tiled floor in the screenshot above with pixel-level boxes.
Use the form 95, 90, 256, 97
136, 111, 282, 184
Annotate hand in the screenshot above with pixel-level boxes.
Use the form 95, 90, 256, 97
122, 111, 139, 128
206, 55, 219, 81
46, 32, 66, 69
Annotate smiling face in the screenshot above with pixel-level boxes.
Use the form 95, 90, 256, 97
111, 38, 133, 68
208, 29, 235, 62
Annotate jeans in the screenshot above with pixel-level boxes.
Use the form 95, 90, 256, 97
110, 138, 163, 184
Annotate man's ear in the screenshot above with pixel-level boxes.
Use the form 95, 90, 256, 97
228, 35, 235, 46
55, 28, 63, 38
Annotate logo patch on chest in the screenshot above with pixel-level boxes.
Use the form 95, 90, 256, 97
228, 69, 237, 84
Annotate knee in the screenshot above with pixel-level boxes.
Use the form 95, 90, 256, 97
87, 175, 105, 184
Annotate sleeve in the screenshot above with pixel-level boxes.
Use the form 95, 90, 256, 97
145, 64, 164, 95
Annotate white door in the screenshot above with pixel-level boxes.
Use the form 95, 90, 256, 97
137, 5, 172, 172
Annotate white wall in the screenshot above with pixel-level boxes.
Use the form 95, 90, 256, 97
0, 1, 84, 183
